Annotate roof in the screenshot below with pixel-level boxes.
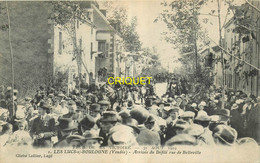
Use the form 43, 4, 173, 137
92, 4, 116, 32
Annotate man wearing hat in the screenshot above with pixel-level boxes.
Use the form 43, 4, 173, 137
80, 130, 103, 148
78, 114, 96, 135
53, 118, 78, 148
194, 112, 215, 145
165, 133, 197, 146
144, 114, 157, 130
30, 101, 56, 148
165, 118, 189, 141
215, 109, 231, 126
180, 111, 195, 125
99, 111, 120, 146
230, 103, 244, 138
98, 100, 111, 114
212, 125, 238, 146
107, 124, 138, 147
62, 100, 80, 122
89, 103, 101, 120
130, 107, 160, 146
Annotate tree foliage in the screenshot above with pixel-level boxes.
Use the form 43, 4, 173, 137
102, 2, 142, 52
157, 0, 206, 54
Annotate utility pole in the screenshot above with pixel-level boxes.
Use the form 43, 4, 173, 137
192, 0, 198, 80
217, 0, 225, 109
6, 2, 14, 113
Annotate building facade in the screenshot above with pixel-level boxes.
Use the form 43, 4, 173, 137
223, 1, 260, 96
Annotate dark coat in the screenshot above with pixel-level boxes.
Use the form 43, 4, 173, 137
247, 104, 260, 144
29, 115, 56, 148
230, 109, 244, 138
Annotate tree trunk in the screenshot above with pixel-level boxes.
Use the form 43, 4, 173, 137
217, 0, 225, 109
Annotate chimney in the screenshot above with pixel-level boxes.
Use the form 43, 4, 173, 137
100, 9, 106, 17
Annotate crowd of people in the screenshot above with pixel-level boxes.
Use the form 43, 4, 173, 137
0, 81, 259, 149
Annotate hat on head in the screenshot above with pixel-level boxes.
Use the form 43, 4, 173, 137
191, 103, 197, 108
81, 130, 103, 142
100, 111, 120, 122
215, 109, 232, 118
98, 100, 110, 105
213, 125, 238, 146
180, 111, 195, 118
15, 110, 25, 121
67, 100, 76, 106
167, 97, 173, 103
124, 118, 140, 134
183, 124, 204, 137
108, 125, 137, 146
90, 103, 101, 112
198, 101, 207, 107
146, 95, 157, 100
175, 119, 189, 129
79, 114, 96, 130
210, 115, 222, 123
168, 107, 179, 113
48, 94, 54, 98
25, 97, 32, 101
130, 107, 149, 125
119, 110, 131, 122
145, 99, 153, 107
7, 87, 12, 91
194, 112, 211, 121
165, 134, 197, 146
231, 103, 239, 110
39, 101, 51, 110
13, 89, 18, 93
58, 118, 78, 131
235, 99, 244, 104
86, 100, 92, 104
145, 114, 156, 123
66, 134, 85, 144
58, 92, 66, 97
163, 106, 171, 111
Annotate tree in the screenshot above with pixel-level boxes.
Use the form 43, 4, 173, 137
101, 2, 142, 52
157, 0, 208, 78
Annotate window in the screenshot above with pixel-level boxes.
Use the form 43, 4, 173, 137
59, 32, 62, 55
105, 43, 109, 58
91, 42, 93, 60
98, 41, 106, 52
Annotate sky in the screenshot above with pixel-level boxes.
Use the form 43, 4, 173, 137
105, 0, 246, 72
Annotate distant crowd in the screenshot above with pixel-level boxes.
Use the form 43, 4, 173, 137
0, 82, 259, 149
